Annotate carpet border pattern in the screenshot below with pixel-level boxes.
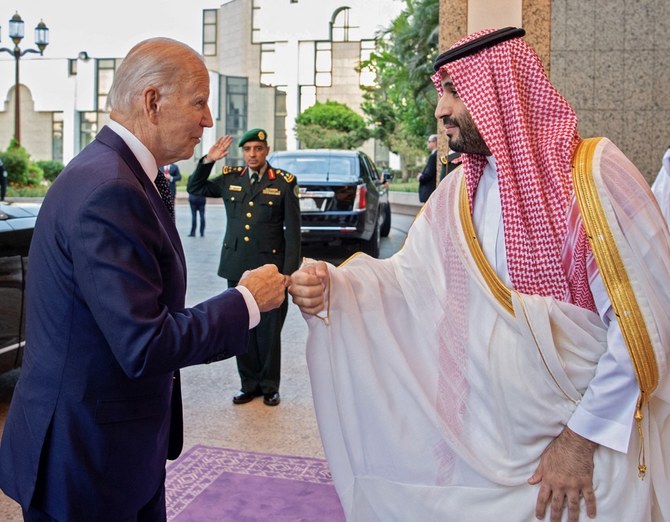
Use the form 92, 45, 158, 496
165, 444, 335, 519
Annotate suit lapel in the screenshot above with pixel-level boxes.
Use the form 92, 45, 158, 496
95, 127, 186, 274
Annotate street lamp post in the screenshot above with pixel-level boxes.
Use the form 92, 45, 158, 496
0, 12, 49, 147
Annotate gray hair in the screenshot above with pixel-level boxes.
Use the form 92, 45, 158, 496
107, 37, 204, 114
428, 134, 438, 143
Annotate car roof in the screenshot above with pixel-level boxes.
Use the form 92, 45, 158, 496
269, 149, 361, 157
0, 201, 41, 220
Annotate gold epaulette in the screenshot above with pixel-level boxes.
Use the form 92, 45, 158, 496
222, 166, 245, 175
276, 169, 295, 183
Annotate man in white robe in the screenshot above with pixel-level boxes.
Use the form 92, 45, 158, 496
652, 146, 670, 224
289, 28, 670, 522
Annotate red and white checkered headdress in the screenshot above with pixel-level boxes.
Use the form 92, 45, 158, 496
432, 28, 588, 304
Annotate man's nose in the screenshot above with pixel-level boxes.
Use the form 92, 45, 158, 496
202, 105, 214, 128
435, 95, 451, 119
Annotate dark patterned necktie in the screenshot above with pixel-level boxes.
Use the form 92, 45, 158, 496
155, 169, 175, 219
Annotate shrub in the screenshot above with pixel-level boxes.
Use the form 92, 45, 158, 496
36, 160, 65, 182
1, 141, 31, 185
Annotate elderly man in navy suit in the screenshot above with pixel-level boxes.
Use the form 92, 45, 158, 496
0, 37, 288, 521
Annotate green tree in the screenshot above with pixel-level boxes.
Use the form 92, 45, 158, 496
295, 101, 369, 149
36, 160, 65, 182
1, 139, 45, 186
360, 0, 439, 179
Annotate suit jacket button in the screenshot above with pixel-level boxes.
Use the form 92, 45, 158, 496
244, 236, 250, 242
249, 201, 254, 206
245, 224, 250, 230
246, 212, 252, 218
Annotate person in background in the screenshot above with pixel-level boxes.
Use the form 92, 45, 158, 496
0, 157, 7, 201
417, 133, 438, 202
187, 129, 301, 407
188, 191, 207, 237
288, 27, 670, 521
439, 149, 461, 181
160, 162, 182, 209
0, 37, 288, 521
651, 146, 670, 224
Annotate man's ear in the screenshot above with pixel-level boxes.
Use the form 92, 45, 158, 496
144, 87, 160, 123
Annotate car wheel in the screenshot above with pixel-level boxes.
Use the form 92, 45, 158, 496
361, 217, 381, 258
380, 203, 391, 237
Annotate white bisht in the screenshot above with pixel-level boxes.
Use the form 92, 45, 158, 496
652, 147, 670, 224
305, 138, 670, 521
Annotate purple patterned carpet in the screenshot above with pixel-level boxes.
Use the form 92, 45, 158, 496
166, 445, 346, 521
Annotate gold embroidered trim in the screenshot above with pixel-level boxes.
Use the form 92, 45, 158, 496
572, 137, 659, 478
459, 178, 514, 315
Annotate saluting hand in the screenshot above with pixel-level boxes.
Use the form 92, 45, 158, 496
238, 264, 288, 312
288, 261, 328, 315
205, 135, 234, 163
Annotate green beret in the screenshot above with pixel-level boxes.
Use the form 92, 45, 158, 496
238, 128, 268, 147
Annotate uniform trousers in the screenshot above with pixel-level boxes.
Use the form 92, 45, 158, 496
229, 279, 288, 395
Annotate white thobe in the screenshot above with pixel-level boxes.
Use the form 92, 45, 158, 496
651, 147, 670, 224
304, 138, 670, 521
473, 156, 637, 452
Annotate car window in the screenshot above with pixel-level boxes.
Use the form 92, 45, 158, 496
271, 154, 357, 178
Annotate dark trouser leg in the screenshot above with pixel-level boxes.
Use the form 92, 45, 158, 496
23, 507, 58, 522
0, 176, 6, 200
229, 282, 287, 394
136, 470, 167, 522
23, 471, 166, 522
199, 205, 206, 236
189, 202, 197, 235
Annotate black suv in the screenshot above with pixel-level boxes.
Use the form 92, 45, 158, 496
0, 201, 39, 373
268, 150, 391, 257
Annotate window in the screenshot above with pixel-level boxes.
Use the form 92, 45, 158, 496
52, 112, 63, 163
79, 112, 98, 152
97, 59, 118, 112
260, 43, 276, 86
331, 7, 359, 42
225, 77, 248, 164
203, 9, 217, 56
299, 85, 316, 113
315, 42, 331, 87
274, 87, 287, 151
359, 40, 376, 87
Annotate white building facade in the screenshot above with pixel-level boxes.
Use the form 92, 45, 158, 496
0, 0, 403, 170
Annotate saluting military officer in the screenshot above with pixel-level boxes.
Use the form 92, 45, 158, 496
187, 129, 301, 406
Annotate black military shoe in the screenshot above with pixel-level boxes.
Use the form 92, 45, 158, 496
263, 392, 280, 406
232, 390, 257, 404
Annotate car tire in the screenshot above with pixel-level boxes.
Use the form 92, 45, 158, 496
361, 216, 381, 258
380, 203, 391, 237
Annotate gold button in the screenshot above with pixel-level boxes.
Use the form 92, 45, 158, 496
272, 248, 277, 254
268, 201, 273, 206
244, 236, 250, 242
231, 196, 236, 201
245, 224, 250, 230
246, 212, 252, 218
249, 201, 254, 207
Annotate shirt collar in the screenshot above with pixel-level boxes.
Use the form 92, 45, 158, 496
106, 120, 159, 182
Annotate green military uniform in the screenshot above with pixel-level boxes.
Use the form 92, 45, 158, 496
187, 135, 301, 398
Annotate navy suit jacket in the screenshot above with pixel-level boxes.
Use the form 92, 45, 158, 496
0, 126, 249, 520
